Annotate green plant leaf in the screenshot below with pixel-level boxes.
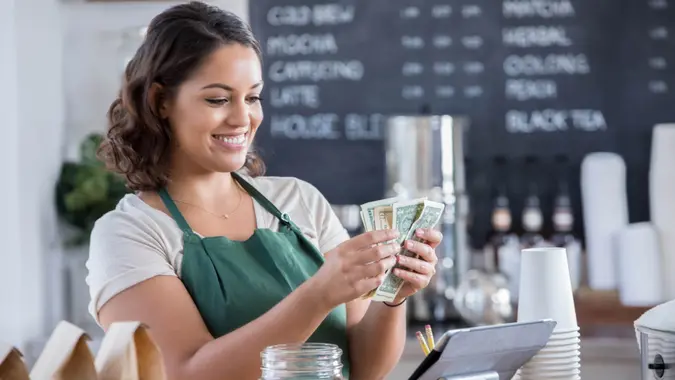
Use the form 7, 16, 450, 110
80, 133, 104, 166
55, 133, 131, 246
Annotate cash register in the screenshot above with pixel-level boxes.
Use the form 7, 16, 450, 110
408, 320, 556, 380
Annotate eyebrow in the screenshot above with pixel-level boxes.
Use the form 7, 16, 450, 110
201, 81, 264, 91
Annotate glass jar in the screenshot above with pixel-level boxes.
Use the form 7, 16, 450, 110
260, 343, 344, 380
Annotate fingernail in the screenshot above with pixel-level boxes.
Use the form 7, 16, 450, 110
406, 240, 414, 249
396, 255, 402, 264
416, 229, 425, 236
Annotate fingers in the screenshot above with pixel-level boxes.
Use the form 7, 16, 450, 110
354, 274, 386, 296
392, 268, 431, 290
396, 255, 436, 276
415, 228, 443, 248
358, 256, 397, 279
402, 239, 438, 264
351, 242, 401, 266
346, 229, 400, 250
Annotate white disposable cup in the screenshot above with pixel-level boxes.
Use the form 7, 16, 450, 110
525, 355, 580, 365
521, 361, 580, 372
520, 374, 580, 380
529, 349, 580, 361
523, 373, 580, 379
549, 330, 581, 340
551, 326, 580, 334
520, 371, 580, 379
540, 343, 580, 353
517, 247, 578, 331
521, 363, 581, 375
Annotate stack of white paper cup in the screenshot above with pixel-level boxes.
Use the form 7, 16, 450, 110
516, 247, 581, 379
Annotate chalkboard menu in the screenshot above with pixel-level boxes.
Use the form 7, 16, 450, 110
248, 0, 675, 239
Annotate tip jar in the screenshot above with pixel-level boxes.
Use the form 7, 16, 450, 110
260, 342, 345, 380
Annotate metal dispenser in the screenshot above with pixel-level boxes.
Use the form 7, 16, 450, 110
385, 115, 470, 323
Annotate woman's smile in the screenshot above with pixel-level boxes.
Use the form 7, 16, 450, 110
211, 131, 249, 151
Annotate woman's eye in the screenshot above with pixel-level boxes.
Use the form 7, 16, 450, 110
246, 96, 263, 104
206, 98, 228, 105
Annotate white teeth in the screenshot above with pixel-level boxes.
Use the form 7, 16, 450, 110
215, 134, 246, 145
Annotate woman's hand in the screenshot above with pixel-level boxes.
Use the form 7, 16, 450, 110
312, 229, 401, 309
390, 228, 443, 301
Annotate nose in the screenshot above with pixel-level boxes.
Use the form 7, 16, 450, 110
226, 100, 250, 128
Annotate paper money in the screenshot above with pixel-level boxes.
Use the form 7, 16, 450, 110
372, 199, 445, 302
359, 197, 424, 300
357, 196, 444, 302
359, 205, 395, 299
360, 197, 400, 232
373, 206, 393, 231
389, 198, 427, 245
359, 202, 397, 299
359, 210, 368, 232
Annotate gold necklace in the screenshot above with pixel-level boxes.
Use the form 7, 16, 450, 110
172, 184, 244, 220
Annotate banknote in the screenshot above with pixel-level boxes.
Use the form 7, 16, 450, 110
360, 196, 400, 232
358, 197, 431, 300
388, 198, 427, 245
359, 210, 369, 232
373, 206, 393, 232
360, 205, 395, 299
369, 198, 426, 302
372, 199, 445, 302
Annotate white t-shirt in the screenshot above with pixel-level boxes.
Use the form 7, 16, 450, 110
85, 175, 350, 325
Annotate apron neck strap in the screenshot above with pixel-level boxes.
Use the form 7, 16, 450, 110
157, 172, 292, 233
231, 172, 288, 223
158, 187, 193, 233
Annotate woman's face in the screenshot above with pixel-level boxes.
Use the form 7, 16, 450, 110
162, 43, 263, 174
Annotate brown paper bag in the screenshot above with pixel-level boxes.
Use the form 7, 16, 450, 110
29, 321, 97, 380
0, 343, 29, 380
95, 322, 166, 380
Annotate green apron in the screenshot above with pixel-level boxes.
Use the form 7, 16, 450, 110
158, 172, 351, 377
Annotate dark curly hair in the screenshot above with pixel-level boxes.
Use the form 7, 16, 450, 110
98, 1, 265, 191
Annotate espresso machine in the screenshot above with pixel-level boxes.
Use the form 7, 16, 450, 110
385, 115, 471, 324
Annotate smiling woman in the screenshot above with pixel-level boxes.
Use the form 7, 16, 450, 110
99, 17, 266, 190
86, 2, 443, 380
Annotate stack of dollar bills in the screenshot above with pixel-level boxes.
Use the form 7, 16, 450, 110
359, 196, 445, 302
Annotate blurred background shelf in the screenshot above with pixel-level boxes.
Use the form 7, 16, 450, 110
574, 288, 651, 328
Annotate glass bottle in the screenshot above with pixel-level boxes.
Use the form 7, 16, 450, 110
486, 156, 512, 272
551, 180, 575, 247
260, 343, 345, 380
551, 179, 583, 291
520, 156, 545, 249
488, 184, 512, 272
520, 183, 545, 249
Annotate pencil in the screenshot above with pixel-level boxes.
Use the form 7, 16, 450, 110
416, 331, 430, 355
425, 324, 435, 350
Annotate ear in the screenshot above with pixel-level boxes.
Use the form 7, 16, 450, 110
148, 83, 170, 119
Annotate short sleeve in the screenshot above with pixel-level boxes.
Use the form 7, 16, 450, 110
86, 209, 177, 324
294, 179, 350, 254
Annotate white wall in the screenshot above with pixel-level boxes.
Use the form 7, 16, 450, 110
0, 0, 25, 348
0, 0, 246, 352
0, 0, 64, 349
62, 0, 248, 158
